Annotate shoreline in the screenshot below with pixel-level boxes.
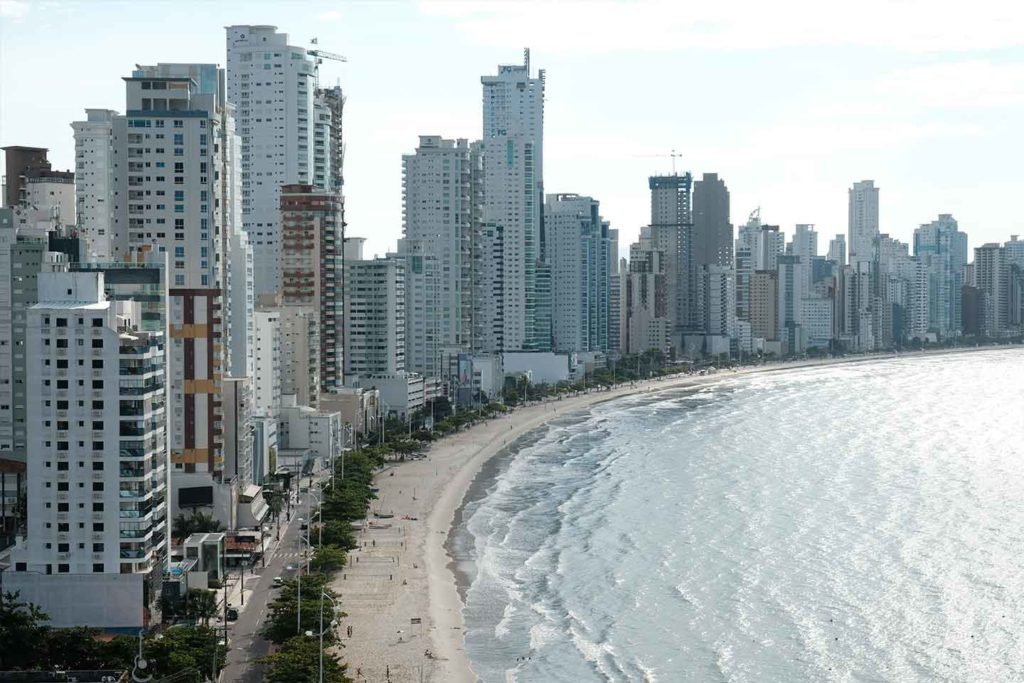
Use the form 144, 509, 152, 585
334, 344, 1021, 682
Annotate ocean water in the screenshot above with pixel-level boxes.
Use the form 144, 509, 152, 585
450, 350, 1024, 682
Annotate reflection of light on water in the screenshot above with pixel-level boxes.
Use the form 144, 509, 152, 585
460, 350, 1024, 682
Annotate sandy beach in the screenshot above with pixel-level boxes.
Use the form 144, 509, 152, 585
331, 346, 1016, 682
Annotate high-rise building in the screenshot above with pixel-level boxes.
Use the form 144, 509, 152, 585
913, 214, 967, 338
280, 184, 344, 389
7, 271, 168, 629
827, 235, 846, 266
693, 173, 732, 267
344, 256, 406, 378
72, 110, 122, 262
749, 270, 778, 343
399, 136, 481, 376
608, 230, 622, 357
626, 232, 672, 355
480, 50, 545, 351
648, 174, 694, 337
111, 63, 239, 520
2, 146, 53, 208
313, 85, 345, 196
225, 26, 319, 296
848, 180, 879, 264
252, 308, 281, 416
702, 265, 736, 345
974, 243, 1009, 337
777, 254, 806, 352
545, 193, 611, 353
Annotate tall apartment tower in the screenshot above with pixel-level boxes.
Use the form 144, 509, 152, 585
693, 173, 732, 267
974, 243, 1009, 337
749, 270, 779, 342
399, 136, 480, 376
72, 110, 122, 262
110, 64, 240, 520
7, 271, 168, 629
314, 85, 345, 196
648, 173, 694, 340
480, 50, 546, 351
913, 214, 968, 337
280, 184, 344, 390
848, 180, 879, 264
827, 235, 846, 266
225, 26, 319, 296
545, 193, 611, 353
344, 257, 406, 379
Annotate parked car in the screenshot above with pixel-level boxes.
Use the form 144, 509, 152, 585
272, 576, 284, 587
226, 607, 239, 621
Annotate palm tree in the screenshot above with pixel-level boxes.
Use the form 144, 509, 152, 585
266, 491, 284, 542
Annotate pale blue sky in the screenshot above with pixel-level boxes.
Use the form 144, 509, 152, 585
2, 0, 1023, 258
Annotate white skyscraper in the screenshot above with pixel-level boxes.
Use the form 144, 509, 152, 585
7, 271, 168, 629
545, 193, 611, 353
848, 180, 879, 264
828, 234, 846, 266
225, 25, 318, 296
480, 49, 546, 351
399, 136, 481, 377
344, 256, 406, 379
72, 109, 122, 262
253, 308, 281, 416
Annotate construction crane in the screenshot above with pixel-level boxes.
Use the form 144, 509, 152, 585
635, 149, 684, 175
308, 38, 347, 87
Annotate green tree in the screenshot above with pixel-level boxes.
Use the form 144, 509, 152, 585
185, 588, 218, 626
320, 520, 356, 551
262, 573, 340, 644
172, 510, 224, 539
0, 591, 49, 669
311, 545, 347, 573
42, 626, 110, 670
261, 635, 351, 683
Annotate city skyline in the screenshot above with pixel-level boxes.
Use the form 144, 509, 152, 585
3, 0, 1024, 258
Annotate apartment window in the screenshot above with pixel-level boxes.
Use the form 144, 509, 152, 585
92, 380, 103, 390
92, 400, 103, 409
94, 523, 104, 532
173, 134, 184, 145
92, 482, 104, 492
56, 339, 68, 348
92, 318, 103, 327
57, 442, 69, 452
57, 482, 68, 492
58, 564, 69, 574
93, 563, 104, 573
93, 503, 104, 512
57, 503, 69, 512
92, 421, 103, 430
92, 339, 103, 349
92, 360, 103, 369
58, 543, 69, 552
92, 461, 104, 471
92, 441, 104, 450
56, 318, 67, 327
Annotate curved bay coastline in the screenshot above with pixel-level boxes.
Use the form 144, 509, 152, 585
337, 345, 1023, 681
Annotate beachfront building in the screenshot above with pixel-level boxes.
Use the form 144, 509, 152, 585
344, 253, 406, 379
399, 136, 482, 376
913, 214, 968, 338
225, 25, 318, 296
108, 63, 241, 524
480, 50, 547, 352
545, 193, 612, 353
280, 184, 344, 390
6, 271, 168, 629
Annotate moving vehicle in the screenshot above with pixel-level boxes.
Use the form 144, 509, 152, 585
272, 576, 284, 587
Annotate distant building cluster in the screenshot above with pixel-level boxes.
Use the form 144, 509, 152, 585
0, 27, 1019, 631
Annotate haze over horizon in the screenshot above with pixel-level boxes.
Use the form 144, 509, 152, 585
3, 0, 1024, 256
